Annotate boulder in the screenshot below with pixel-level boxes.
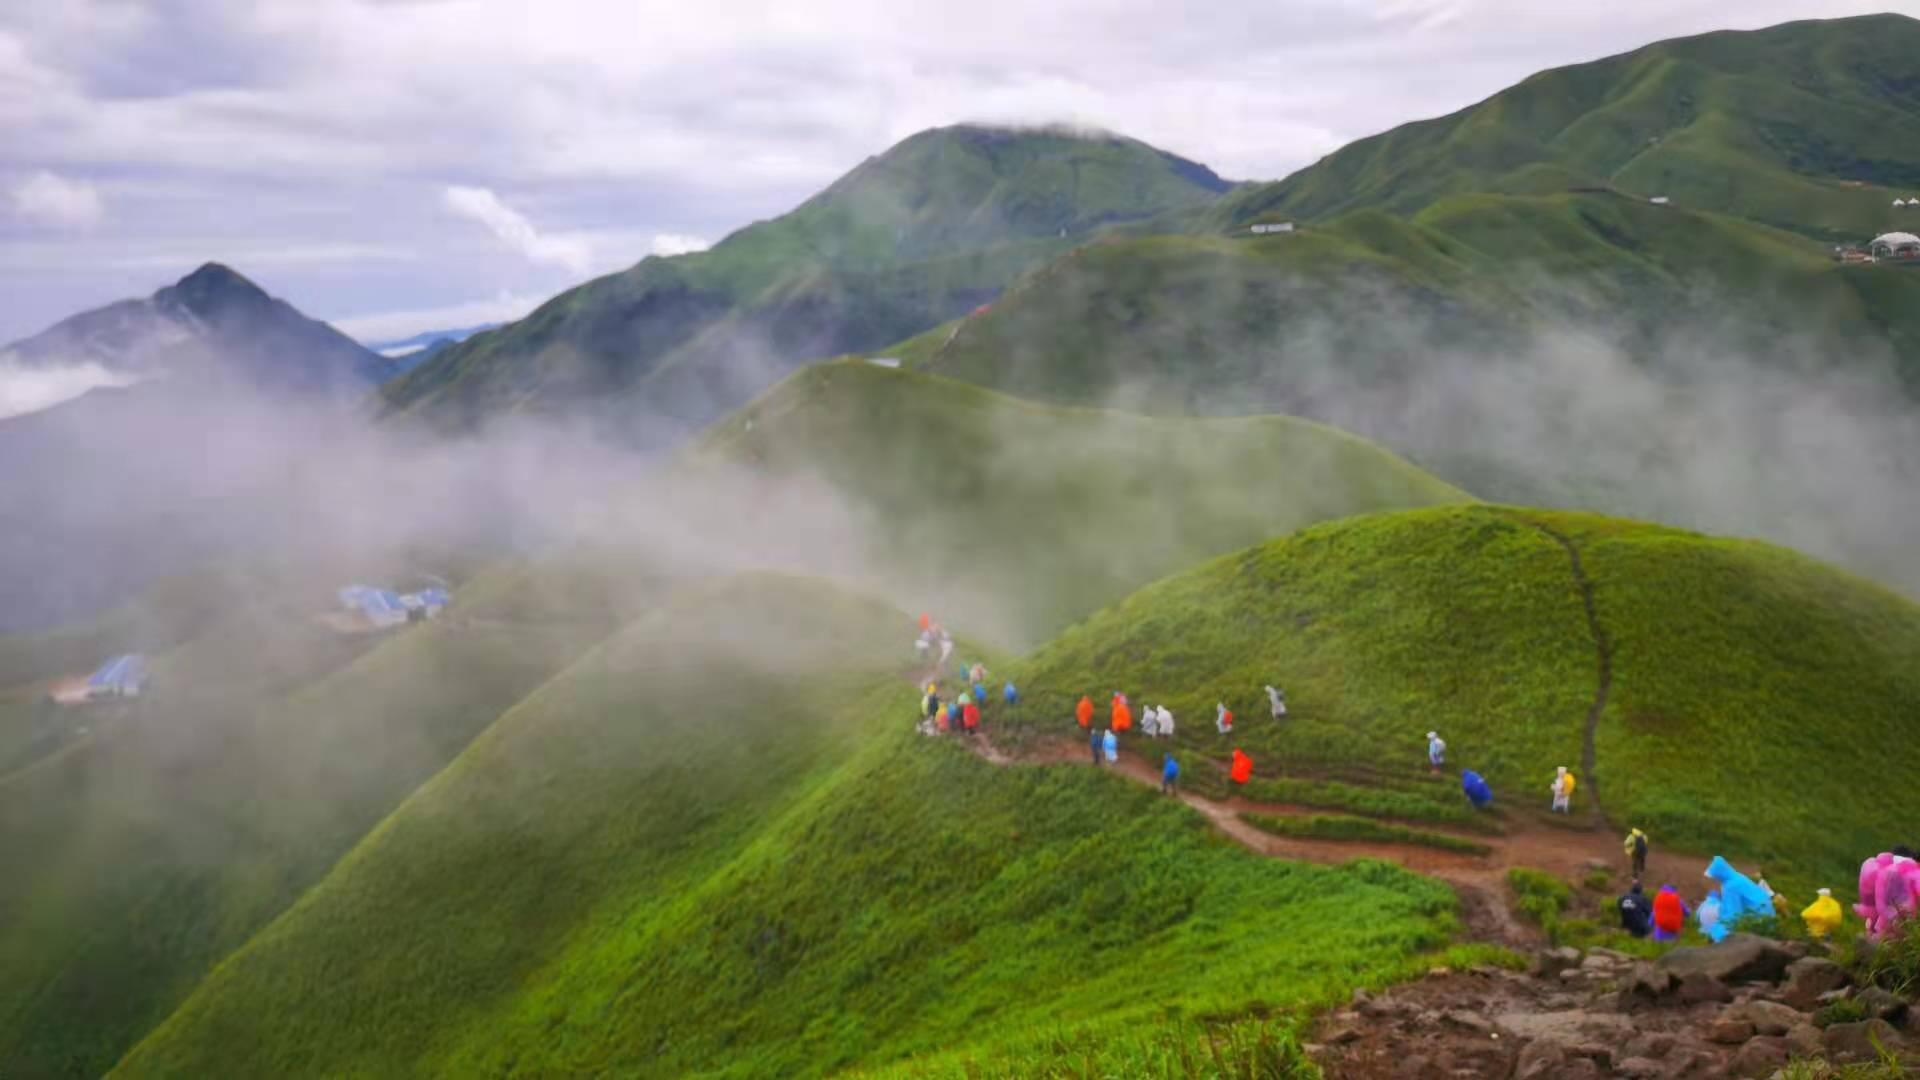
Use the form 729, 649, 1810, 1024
1726, 1035, 1789, 1078
1515, 1040, 1565, 1080
1623, 1032, 1676, 1060
1325, 1025, 1362, 1045
1676, 972, 1734, 1004
1708, 1016, 1755, 1044
1441, 1009, 1495, 1035
1628, 963, 1677, 998
1725, 999, 1802, 1037
1534, 946, 1583, 979
1786, 1022, 1822, 1057
1823, 1018, 1903, 1064
1613, 1055, 1665, 1078
1857, 985, 1911, 1023
1655, 934, 1796, 985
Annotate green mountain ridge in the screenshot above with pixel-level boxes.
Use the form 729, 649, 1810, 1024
381, 126, 1230, 441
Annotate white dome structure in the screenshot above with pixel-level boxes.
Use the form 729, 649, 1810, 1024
1870, 231, 1920, 259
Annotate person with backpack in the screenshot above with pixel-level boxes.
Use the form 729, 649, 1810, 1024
1461, 769, 1492, 809
1617, 881, 1653, 938
1652, 884, 1689, 941
1161, 753, 1180, 795
1550, 766, 1575, 813
1624, 827, 1649, 880
962, 700, 980, 736
1427, 731, 1446, 773
1230, 748, 1253, 786
1216, 703, 1233, 734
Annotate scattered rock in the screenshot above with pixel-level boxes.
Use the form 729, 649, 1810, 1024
1656, 934, 1796, 985
1724, 999, 1802, 1037
1676, 971, 1734, 1005
1857, 985, 1911, 1023
1326, 1025, 1363, 1045
1823, 1018, 1903, 1064
1534, 946, 1583, 979
1441, 1009, 1495, 1035
1766, 953, 1843, 1006
1351, 987, 1373, 1007
1708, 1017, 1754, 1044
1515, 1040, 1565, 1080
1816, 988, 1852, 1006
1613, 1055, 1665, 1079
1786, 1021, 1822, 1057
1425, 966, 1451, 979
1580, 953, 1618, 972
1726, 1034, 1789, 1078
1588, 947, 1632, 963
1623, 1032, 1676, 1059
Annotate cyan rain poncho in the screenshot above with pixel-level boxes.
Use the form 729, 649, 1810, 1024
1703, 855, 1773, 942
1461, 769, 1492, 808
1697, 894, 1722, 939
1102, 728, 1118, 763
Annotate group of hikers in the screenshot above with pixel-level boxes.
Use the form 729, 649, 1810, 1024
1612, 831, 1918, 945
1427, 730, 1578, 817
1074, 687, 1282, 798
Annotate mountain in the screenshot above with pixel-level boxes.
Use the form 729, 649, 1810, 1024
1003, 503, 1920, 891
1206, 13, 1920, 243
1, 263, 395, 398
690, 359, 1466, 645
380, 125, 1232, 442
114, 573, 1464, 1078
367, 323, 501, 373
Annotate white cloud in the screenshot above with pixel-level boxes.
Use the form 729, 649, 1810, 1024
329, 291, 546, 343
10, 170, 104, 231
649, 233, 710, 256
443, 185, 592, 273
0, 355, 137, 419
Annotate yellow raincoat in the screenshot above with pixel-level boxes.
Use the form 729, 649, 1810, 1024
1802, 890, 1843, 939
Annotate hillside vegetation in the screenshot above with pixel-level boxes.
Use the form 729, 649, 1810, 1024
1208, 14, 1920, 243
118, 574, 1472, 1078
0, 558, 642, 1078
1003, 504, 1920, 892
690, 360, 1468, 646
382, 126, 1231, 441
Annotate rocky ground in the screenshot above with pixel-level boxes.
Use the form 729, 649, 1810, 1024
1309, 935, 1919, 1078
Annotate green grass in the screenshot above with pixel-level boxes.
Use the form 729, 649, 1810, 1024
1240, 812, 1492, 855
997, 504, 1920, 893
0, 558, 638, 1078
690, 359, 1467, 646
1507, 868, 1575, 932
117, 574, 1469, 1078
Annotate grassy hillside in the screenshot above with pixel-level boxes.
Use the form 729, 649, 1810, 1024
689, 360, 1468, 646
0, 559, 641, 1078
1208, 14, 1920, 244
999, 504, 1920, 893
382, 126, 1230, 440
118, 573, 1472, 1078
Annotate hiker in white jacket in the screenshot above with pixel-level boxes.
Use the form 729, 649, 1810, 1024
1265, 685, 1287, 718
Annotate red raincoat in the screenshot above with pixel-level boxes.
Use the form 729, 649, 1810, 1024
1653, 889, 1686, 935
962, 703, 980, 730
1230, 749, 1253, 785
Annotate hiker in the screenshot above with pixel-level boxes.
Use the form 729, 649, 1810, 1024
1855, 851, 1920, 938
1076, 695, 1095, 729
1161, 753, 1179, 794
1216, 703, 1233, 734
1265, 685, 1287, 718
1652, 885, 1689, 941
972, 680, 986, 706
1461, 769, 1492, 809
1156, 705, 1174, 738
1803, 888, 1844, 940
1703, 856, 1773, 942
923, 683, 941, 721
962, 700, 980, 736
1623, 827, 1649, 880
938, 629, 954, 665
1003, 681, 1018, 706
1230, 748, 1253, 786
1102, 727, 1118, 765
1697, 891, 1722, 940
945, 701, 961, 733
1427, 731, 1446, 773
916, 630, 932, 662
1089, 724, 1103, 765
1140, 706, 1160, 738
1617, 881, 1653, 938
1550, 766, 1575, 813
969, 662, 987, 685
1111, 693, 1132, 733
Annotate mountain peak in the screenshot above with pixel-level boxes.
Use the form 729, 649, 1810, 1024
157, 262, 272, 316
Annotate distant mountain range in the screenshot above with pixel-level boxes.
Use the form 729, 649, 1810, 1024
366, 324, 502, 372
1, 263, 395, 399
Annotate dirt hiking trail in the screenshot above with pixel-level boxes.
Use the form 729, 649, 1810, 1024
963, 731, 1699, 948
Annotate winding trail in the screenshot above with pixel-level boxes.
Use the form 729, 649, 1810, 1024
1507, 514, 1614, 825
959, 730, 1697, 950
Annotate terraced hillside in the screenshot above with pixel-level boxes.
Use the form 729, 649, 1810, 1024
690, 359, 1469, 646
117, 574, 1474, 1078
1002, 504, 1920, 893
0, 559, 648, 1078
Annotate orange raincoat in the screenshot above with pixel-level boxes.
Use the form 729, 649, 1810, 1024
1230, 749, 1253, 785
1112, 696, 1132, 733
1076, 696, 1094, 728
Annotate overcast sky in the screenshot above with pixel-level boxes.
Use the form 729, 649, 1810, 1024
1, 0, 1912, 344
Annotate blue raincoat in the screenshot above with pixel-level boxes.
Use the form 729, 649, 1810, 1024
1003, 682, 1018, 705
1462, 770, 1493, 808
1703, 855, 1773, 942
1162, 755, 1180, 783
1102, 729, 1118, 763
972, 682, 986, 704
947, 702, 962, 724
